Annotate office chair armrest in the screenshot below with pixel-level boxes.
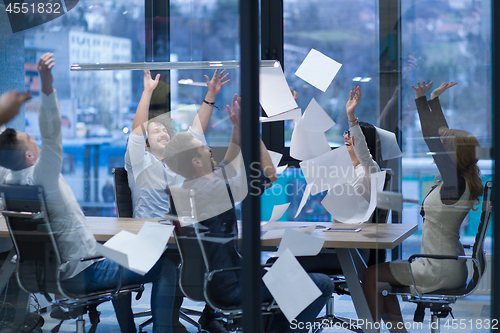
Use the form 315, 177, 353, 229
408, 254, 468, 262
406, 254, 474, 297
1, 210, 44, 219
79, 256, 106, 262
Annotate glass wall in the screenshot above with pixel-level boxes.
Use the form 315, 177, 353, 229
0, 0, 494, 329
5, 0, 243, 216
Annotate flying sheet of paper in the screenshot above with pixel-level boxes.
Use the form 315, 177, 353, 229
261, 228, 286, 240
375, 127, 402, 160
276, 165, 288, 174
267, 203, 291, 222
96, 222, 174, 275
295, 183, 313, 218
299, 146, 355, 195
321, 171, 386, 223
321, 183, 370, 223
301, 98, 335, 132
295, 49, 342, 92
261, 224, 315, 240
260, 66, 298, 117
262, 249, 322, 322
260, 108, 302, 123
290, 120, 331, 161
276, 228, 325, 257
268, 150, 283, 170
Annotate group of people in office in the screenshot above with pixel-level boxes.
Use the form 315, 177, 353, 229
0, 52, 482, 333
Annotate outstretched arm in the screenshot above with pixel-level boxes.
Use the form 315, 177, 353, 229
192, 69, 230, 135
346, 86, 361, 125
224, 94, 242, 165
411, 80, 433, 100
413, 81, 459, 197
430, 81, 457, 100
36, 53, 63, 187
132, 70, 160, 135
0, 91, 31, 125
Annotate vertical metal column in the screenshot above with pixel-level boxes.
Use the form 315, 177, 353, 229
492, 0, 499, 323
240, 0, 262, 331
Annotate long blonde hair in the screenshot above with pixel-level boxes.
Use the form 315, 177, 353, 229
435, 128, 483, 207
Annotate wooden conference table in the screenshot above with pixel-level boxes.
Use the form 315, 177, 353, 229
0, 216, 417, 332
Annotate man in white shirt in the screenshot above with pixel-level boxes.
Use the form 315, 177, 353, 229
125, 69, 229, 332
125, 69, 229, 218
0, 53, 177, 333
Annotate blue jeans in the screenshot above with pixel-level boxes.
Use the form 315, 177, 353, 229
62, 257, 177, 333
217, 273, 334, 333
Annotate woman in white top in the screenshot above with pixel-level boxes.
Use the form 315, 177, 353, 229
296, 86, 381, 273
343, 86, 380, 203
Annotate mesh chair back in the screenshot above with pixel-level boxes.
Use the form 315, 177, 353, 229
112, 167, 133, 218
466, 180, 492, 294
0, 184, 61, 295
168, 187, 206, 302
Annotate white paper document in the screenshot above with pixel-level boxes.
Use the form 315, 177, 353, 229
290, 120, 331, 161
260, 66, 298, 117
375, 127, 403, 160
276, 165, 288, 174
268, 150, 283, 170
295, 49, 342, 92
295, 183, 313, 218
267, 203, 291, 222
262, 249, 322, 322
322, 171, 386, 223
299, 146, 355, 195
260, 108, 302, 123
96, 222, 174, 275
276, 228, 325, 257
261, 228, 286, 240
301, 98, 335, 132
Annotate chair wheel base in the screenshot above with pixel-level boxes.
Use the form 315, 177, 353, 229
314, 315, 362, 333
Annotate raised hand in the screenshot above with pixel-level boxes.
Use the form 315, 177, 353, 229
205, 69, 230, 96
411, 81, 434, 99
290, 89, 298, 102
38, 53, 55, 96
226, 94, 241, 126
0, 91, 31, 125
143, 70, 160, 93
346, 86, 361, 121
430, 82, 457, 100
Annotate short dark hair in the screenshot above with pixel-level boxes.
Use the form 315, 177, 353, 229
0, 128, 28, 170
164, 132, 201, 178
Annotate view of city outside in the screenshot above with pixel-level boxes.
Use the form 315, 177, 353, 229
20, 0, 243, 215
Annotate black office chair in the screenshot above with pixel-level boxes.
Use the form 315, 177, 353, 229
112, 167, 201, 332
0, 184, 142, 333
112, 167, 133, 218
313, 168, 393, 333
382, 180, 493, 333
167, 187, 280, 332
